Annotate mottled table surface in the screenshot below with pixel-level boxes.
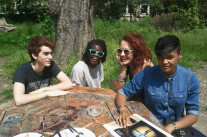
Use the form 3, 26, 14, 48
0, 86, 163, 137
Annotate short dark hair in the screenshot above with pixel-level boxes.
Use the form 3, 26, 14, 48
155, 35, 181, 57
82, 39, 107, 64
27, 36, 55, 61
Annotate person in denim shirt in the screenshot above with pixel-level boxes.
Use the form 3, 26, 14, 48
115, 35, 200, 134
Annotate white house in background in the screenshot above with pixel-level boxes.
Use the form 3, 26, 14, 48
121, 4, 150, 21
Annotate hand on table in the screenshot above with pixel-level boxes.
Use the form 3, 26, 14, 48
116, 107, 132, 128
164, 124, 175, 134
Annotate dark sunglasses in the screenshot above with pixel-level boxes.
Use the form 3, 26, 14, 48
89, 49, 105, 57
117, 48, 134, 54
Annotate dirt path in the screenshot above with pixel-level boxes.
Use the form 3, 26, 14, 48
0, 58, 206, 136
191, 62, 207, 136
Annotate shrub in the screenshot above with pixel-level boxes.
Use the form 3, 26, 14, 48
168, 0, 199, 29
151, 12, 189, 32
136, 16, 152, 27
93, 0, 126, 21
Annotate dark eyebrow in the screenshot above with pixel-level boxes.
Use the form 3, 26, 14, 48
43, 52, 52, 55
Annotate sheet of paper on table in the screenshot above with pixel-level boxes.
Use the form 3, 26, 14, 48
103, 114, 173, 137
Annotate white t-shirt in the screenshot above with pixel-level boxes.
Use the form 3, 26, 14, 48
70, 61, 104, 88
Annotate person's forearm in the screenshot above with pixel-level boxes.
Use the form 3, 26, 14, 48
165, 114, 198, 133
115, 65, 127, 92
44, 80, 73, 91
115, 81, 125, 92
15, 91, 48, 106
15, 88, 70, 106
175, 114, 198, 129
115, 93, 127, 107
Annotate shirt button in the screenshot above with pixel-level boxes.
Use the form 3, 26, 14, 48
164, 110, 167, 112
165, 102, 168, 105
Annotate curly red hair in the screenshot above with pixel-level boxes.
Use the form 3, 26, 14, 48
120, 32, 152, 67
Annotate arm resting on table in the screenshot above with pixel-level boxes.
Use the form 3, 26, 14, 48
13, 71, 73, 106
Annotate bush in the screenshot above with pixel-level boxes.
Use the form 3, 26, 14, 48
136, 16, 152, 27
0, 0, 48, 22
93, 0, 126, 21
168, 0, 199, 29
151, 12, 189, 32
17, 15, 55, 49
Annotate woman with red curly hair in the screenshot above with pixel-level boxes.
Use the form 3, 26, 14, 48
111, 32, 154, 92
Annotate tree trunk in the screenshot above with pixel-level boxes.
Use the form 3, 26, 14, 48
49, 0, 95, 64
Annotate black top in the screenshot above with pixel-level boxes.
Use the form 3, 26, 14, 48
13, 61, 61, 94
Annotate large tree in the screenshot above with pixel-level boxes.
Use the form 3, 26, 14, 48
49, 0, 95, 64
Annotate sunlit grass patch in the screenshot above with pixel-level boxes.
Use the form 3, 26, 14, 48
0, 89, 13, 103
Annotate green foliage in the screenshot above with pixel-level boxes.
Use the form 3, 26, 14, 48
151, 12, 189, 32
168, 0, 199, 29
148, 0, 165, 16
93, 0, 126, 21
0, 0, 48, 22
17, 15, 55, 49
38, 15, 55, 39
198, 0, 207, 26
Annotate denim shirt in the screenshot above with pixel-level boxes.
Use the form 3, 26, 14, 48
119, 65, 200, 123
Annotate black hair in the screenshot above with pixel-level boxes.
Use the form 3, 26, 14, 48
82, 39, 107, 64
155, 35, 181, 57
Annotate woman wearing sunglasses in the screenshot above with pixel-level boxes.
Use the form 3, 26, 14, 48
110, 32, 153, 92
70, 39, 107, 88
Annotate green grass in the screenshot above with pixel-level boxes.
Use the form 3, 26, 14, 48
0, 18, 207, 102
94, 19, 207, 88
0, 31, 19, 57
0, 89, 13, 103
